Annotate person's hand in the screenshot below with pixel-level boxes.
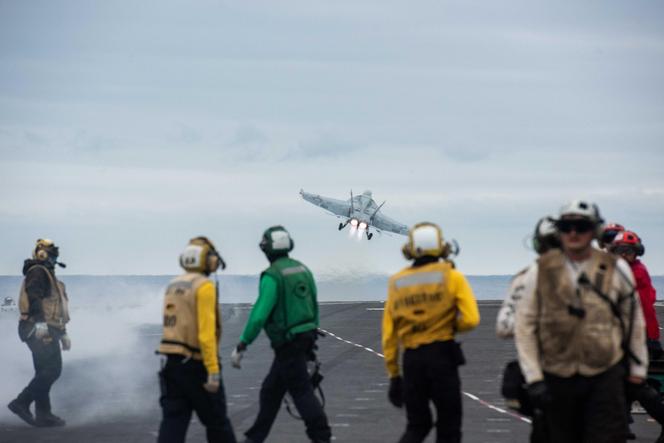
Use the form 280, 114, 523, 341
203, 373, 220, 393
34, 322, 49, 339
231, 342, 247, 369
60, 334, 71, 351
388, 376, 404, 408
527, 381, 552, 409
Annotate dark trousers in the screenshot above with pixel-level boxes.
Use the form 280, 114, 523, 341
14, 336, 62, 416
542, 364, 627, 443
626, 380, 664, 424
245, 334, 331, 443
400, 341, 462, 443
157, 356, 236, 443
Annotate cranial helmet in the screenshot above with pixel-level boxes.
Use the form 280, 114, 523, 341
33, 239, 59, 261
259, 226, 294, 257
600, 223, 625, 246
611, 230, 645, 256
179, 236, 225, 274
557, 199, 605, 238
533, 216, 561, 255
402, 222, 449, 260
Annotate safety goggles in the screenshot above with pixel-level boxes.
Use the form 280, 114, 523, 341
610, 245, 637, 255
556, 219, 595, 234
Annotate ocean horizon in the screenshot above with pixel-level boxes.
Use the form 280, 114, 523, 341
1, 274, 663, 304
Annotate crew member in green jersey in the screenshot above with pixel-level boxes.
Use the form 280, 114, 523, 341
230, 226, 331, 443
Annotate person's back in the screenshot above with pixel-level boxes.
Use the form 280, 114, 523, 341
382, 222, 479, 443
230, 226, 330, 443
156, 237, 236, 443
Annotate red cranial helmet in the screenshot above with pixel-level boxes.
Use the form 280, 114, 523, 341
611, 230, 645, 256
600, 223, 625, 246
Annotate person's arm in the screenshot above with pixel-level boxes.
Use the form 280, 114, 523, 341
196, 281, 219, 375
24, 267, 51, 322
381, 288, 400, 378
496, 268, 529, 339
616, 260, 648, 380
452, 271, 480, 333
514, 265, 543, 384
239, 274, 278, 346
633, 264, 660, 340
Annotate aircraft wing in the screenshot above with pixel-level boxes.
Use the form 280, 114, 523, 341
300, 189, 351, 217
371, 212, 409, 236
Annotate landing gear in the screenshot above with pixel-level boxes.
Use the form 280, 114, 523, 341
367, 232, 373, 240
338, 222, 345, 231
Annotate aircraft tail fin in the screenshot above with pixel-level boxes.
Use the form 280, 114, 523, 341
349, 189, 354, 216
369, 201, 386, 222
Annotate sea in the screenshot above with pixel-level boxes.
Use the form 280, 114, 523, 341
1, 274, 662, 307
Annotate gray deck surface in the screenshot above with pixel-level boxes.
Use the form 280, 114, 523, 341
1, 302, 661, 442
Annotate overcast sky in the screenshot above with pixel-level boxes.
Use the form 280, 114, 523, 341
1, 0, 663, 277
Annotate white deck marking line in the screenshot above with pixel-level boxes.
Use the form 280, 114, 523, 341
319, 328, 531, 425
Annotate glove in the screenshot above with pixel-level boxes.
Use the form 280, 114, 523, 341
34, 322, 49, 339
231, 342, 247, 369
388, 376, 404, 408
203, 372, 220, 393
60, 334, 71, 351
527, 381, 552, 410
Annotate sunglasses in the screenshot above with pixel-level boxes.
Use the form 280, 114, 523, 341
556, 219, 595, 234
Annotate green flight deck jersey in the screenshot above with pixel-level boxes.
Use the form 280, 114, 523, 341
240, 257, 319, 348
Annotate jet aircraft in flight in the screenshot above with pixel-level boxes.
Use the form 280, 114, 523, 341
300, 189, 408, 240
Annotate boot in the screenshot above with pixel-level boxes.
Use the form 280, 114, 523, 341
35, 412, 66, 427
7, 399, 36, 427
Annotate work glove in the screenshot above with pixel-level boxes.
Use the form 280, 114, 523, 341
388, 376, 404, 408
527, 381, 552, 410
60, 334, 71, 351
34, 322, 49, 339
203, 372, 220, 393
231, 342, 247, 369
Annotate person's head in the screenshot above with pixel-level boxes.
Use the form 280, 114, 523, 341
609, 230, 644, 264
33, 238, 59, 266
179, 236, 226, 275
259, 226, 294, 263
532, 216, 561, 255
402, 222, 449, 261
599, 223, 625, 250
555, 200, 603, 258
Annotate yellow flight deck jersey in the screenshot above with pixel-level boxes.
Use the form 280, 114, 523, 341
158, 274, 221, 375
382, 261, 480, 378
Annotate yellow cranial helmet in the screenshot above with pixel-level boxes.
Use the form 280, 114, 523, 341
402, 222, 448, 260
33, 239, 58, 261
179, 236, 225, 274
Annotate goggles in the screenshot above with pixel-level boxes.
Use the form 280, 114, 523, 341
611, 245, 637, 255
556, 219, 595, 234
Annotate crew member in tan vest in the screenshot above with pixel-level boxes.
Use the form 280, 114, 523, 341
515, 200, 648, 443
8, 239, 70, 427
156, 237, 236, 443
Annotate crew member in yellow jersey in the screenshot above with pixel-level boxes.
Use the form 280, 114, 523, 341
157, 237, 236, 443
382, 222, 480, 443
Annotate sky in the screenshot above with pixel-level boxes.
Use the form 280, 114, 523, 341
1, 0, 663, 276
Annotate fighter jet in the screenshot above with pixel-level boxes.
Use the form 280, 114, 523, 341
300, 189, 409, 240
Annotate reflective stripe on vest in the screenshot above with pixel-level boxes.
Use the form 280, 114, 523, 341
394, 271, 445, 289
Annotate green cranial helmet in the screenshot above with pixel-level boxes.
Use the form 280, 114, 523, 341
259, 226, 294, 257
